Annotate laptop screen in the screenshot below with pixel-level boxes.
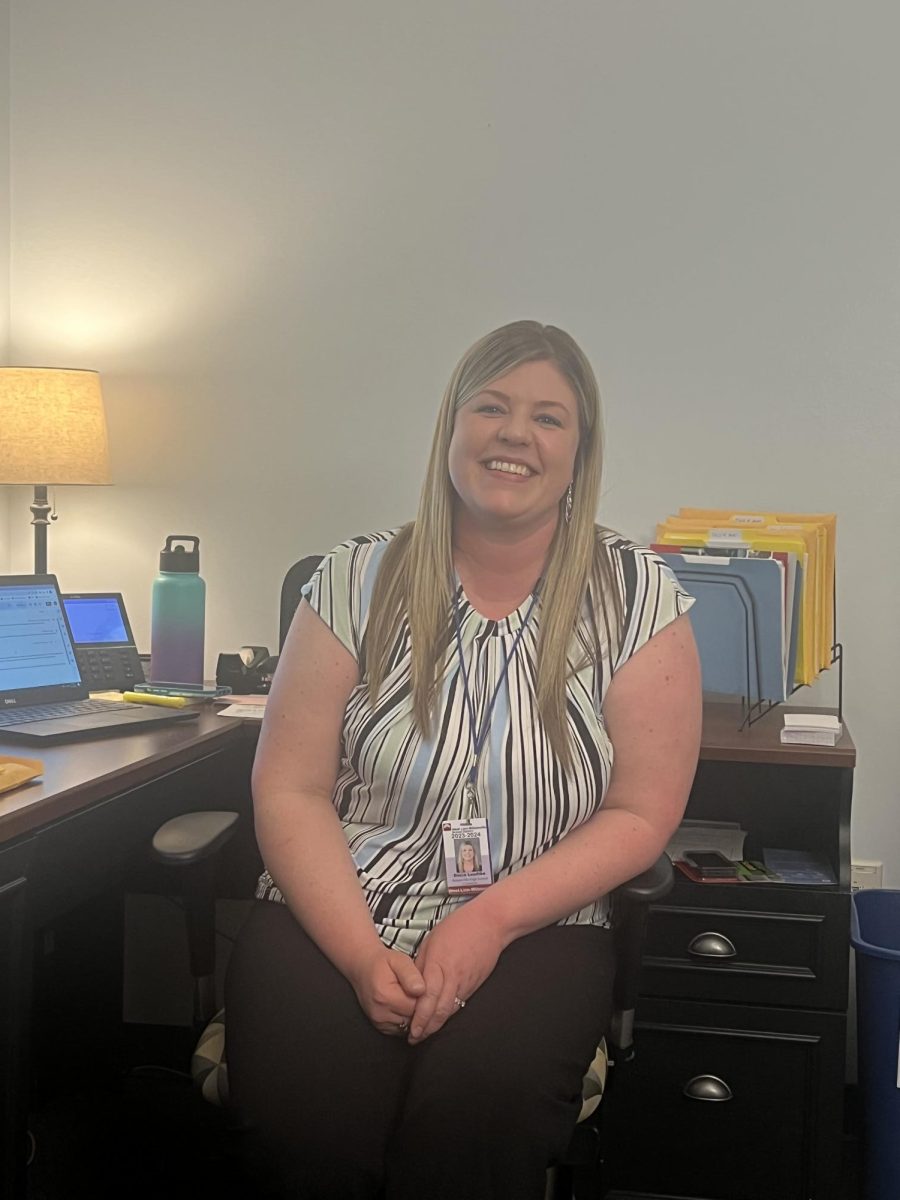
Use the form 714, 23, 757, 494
0, 576, 86, 704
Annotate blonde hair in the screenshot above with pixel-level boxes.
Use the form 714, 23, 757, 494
366, 320, 622, 767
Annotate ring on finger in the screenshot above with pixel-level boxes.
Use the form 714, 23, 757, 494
453, 996, 466, 1010
396, 1020, 409, 1033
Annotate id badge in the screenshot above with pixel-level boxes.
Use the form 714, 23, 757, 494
442, 818, 494, 894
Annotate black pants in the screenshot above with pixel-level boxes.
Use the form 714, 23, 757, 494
225, 901, 614, 1200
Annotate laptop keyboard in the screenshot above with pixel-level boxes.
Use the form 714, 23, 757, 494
0, 699, 133, 727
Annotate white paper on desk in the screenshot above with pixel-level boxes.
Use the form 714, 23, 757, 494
217, 703, 266, 720
666, 819, 747, 862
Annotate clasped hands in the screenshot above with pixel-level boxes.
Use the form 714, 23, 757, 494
349, 905, 505, 1043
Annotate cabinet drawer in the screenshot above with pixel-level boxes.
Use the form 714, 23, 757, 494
606, 998, 846, 1200
641, 885, 850, 1010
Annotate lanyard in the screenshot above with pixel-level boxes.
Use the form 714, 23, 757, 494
451, 581, 541, 817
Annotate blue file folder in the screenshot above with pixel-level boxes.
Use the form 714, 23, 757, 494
664, 555, 788, 701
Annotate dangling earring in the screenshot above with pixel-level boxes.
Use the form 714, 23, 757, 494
564, 482, 574, 525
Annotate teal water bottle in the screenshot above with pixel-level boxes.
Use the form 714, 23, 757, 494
149, 535, 206, 685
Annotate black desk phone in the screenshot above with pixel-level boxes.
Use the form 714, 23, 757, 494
62, 592, 145, 691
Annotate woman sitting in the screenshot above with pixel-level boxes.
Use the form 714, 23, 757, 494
226, 319, 702, 1199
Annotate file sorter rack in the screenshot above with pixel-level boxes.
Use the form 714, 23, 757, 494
739, 640, 843, 730
737, 571, 842, 731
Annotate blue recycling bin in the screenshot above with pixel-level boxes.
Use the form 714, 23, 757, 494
851, 890, 900, 1200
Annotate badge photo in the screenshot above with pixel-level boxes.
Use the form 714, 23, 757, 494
442, 818, 493, 894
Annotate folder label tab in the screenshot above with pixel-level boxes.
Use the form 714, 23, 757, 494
708, 529, 744, 541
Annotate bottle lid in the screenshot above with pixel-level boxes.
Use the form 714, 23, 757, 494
160, 535, 200, 573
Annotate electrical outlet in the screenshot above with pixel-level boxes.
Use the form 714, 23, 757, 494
851, 861, 883, 891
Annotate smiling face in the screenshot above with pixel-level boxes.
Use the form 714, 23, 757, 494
447, 360, 580, 536
458, 842, 477, 870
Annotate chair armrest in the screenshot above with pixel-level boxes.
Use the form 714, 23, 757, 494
608, 854, 674, 1056
615, 853, 674, 905
151, 811, 240, 866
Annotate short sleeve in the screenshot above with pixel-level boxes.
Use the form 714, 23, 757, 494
611, 542, 695, 674
300, 532, 396, 662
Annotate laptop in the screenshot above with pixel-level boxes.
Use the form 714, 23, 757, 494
0, 574, 199, 743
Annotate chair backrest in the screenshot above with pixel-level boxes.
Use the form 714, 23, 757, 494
279, 556, 323, 650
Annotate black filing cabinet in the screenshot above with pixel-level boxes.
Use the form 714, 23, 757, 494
608, 703, 854, 1200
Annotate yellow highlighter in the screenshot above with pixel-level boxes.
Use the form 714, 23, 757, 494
123, 691, 188, 709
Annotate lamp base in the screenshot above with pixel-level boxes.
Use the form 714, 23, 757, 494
29, 485, 54, 575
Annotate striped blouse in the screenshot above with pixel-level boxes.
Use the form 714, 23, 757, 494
257, 528, 694, 954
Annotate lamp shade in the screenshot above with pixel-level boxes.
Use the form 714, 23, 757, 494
0, 366, 111, 485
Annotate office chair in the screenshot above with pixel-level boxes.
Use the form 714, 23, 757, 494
150, 557, 674, 1198
151, 556, 323, 1033
549, 854, 673, 1199
278, 555, 324, 651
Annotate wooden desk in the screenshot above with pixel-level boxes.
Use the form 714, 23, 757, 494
1, 702, 854, 1199
0, 710, 255, 1199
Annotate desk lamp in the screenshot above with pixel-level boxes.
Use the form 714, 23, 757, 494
0, 367, 111, 573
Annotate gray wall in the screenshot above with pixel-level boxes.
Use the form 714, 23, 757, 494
4, 2, 899, 883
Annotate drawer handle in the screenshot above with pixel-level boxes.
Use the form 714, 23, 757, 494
687, 931, 737, 959
683, 1075, 733, 1103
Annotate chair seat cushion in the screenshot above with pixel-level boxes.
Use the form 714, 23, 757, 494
190, 1009, 608, 1122
578, 1037, 608, 1122
191, 1009, 230, 1106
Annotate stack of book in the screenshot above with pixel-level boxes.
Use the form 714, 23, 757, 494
652, 508, 836, 702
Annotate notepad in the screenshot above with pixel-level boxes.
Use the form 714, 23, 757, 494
217, 703, 266, 720
780, 712, 842, 746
